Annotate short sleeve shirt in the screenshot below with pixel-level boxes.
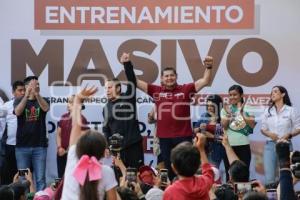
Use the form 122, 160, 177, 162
14, 97, 49, 147
58, 112, 89, 149
261, 105, 300, 139
221, 105, 253, 146
147, 83, 196, 138
61, 145, 118, 200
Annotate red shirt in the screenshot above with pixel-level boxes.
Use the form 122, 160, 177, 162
58, 112, 89, 149
147, 83, 196, 138
163, 163, 214, 200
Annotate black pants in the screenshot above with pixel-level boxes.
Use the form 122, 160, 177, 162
57, 154, 67, 178
121, 140, 144, 169
1, 145, 18, 184
223, 144, 251, 180
159, 136, 193, 181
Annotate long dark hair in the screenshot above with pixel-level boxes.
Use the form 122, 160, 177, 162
268, 86, 292, 116
206, 94, 223, 123
228, 85, 244, 104
76, 130, 107, 200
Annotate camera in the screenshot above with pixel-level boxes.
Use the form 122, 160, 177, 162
291, 151, 300, 179
108, 133, 124, 156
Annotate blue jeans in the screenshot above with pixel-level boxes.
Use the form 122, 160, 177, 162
264, 140, 293, 184
264, 141, 278, 184
15, 147, 47, 191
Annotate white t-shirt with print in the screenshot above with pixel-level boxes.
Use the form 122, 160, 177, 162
61, 145, 118, 200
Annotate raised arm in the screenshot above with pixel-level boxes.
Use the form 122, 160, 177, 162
14, 85, 32, 116
120, 52, 137, 98
120, 52, 148, 93
194, 56, 213, 92
276, 140, 297, 200
32, 79, 49, 112
69, 86, 98, 146
35, 94, 49, 112
137, 79, 148, 93
221, 131, 239, 164
194, 133, 209, 164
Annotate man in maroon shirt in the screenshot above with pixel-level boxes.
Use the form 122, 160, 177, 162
121, 53, 213, 179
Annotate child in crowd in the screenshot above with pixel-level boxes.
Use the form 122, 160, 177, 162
163, 133, 214, 200
61, 87, 118, 200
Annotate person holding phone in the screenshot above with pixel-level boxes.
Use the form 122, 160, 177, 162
13, 168, 35, 193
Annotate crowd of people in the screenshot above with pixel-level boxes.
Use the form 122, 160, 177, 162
0, 52, 300, 200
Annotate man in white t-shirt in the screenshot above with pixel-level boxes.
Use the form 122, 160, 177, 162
0, 81, 25, 184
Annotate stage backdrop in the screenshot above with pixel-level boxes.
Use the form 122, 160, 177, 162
1, 0, 300, 183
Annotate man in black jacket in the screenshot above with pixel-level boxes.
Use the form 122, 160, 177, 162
103, 53, 144, 168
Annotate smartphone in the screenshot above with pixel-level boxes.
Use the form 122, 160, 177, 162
18, 169, 29, 176
266, 189, 277, 200
234, 182, 253, 194
126, 168, 137, 190
160, 169, 168, 183
126, 167, 137, 182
